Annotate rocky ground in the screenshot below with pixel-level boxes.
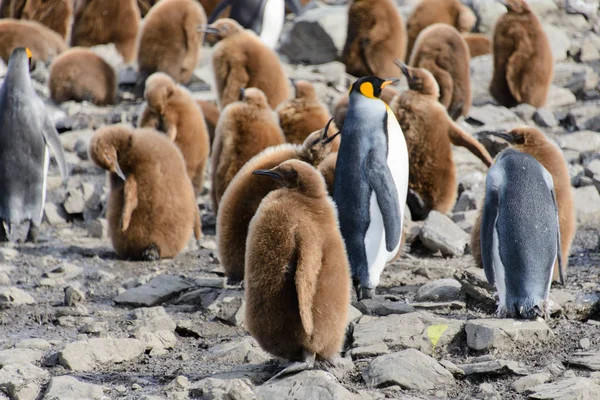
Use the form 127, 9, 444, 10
1, 0, 600, 399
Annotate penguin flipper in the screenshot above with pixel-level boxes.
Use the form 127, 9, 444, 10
294, 230, 322, 337
41, 115, 69, 181
550, 185, 565, 285
480, 182, 499, 286
121, 175, 139, 232
365, 148, 401, 252
208, 0, 231, 24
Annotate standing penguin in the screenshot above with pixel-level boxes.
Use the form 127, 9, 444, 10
333, 76, 409, 300
480, 148, 562, 319
0, 47, 68, 242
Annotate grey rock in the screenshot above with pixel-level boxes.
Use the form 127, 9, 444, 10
467, 105, 522, 126
565, 104, 600, 132
163, 376, 189, 400
0, 363, 49, 400
469, 0, 506, 34
419, 211, 470, 257
473, 130, 512, 158
63, 187, 85, 215
542, 24, 571, 62
15, 339, 51, 351
545, 85, 577, 109
411, 301, 466, 311
453, 191, 477, 212
194, 277, 226, 288
0, 287, 35, 307
512, 103, 537, 122
348, 344, 390, 360
478, 382, 502, 400
207, 296, 246, 326
87, 218, 108, 239
511, 373, 551, 393
573, 186, 600, 223
58, 338, 145, 372
347, 305, 363, 324
64, 286, 85, 306
0, 349, 45, 368
469, 55, 495, 106
465, 319, 554, 351
354, 298, 415, 316
256, 370, 361, 400
559, 131, 600, 154
114, 274, 193, 307
362, 349, 454, 390
569, 351, 600, 370
585, 159, 600, 178
553, 62, 599, 93
528, 0, 559, 14
0, 273, 8, 286
43, 203, 68, 226
189, 377, 256, 400
206, 338, 270, 364
129, 307, 177, 352
415, 279, 462, 302
43, 376, 105, 400
454, 268, 496, 313
43, 263, 82, 281
456, 359, 528, 376
580, 338, 591, 350
533, 108, 558, 127
451, 210, 478, 233
528, 377, 600, 399
439, 360, 465, 377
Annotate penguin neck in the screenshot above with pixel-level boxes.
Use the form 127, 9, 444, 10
344, 94, 386, 136
4, 61, 33, 96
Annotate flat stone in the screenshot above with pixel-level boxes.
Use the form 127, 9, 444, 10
128, 307, 177, 352
0, 287, 35, 307
573, 186, 600, 223
565, 103, 600, 131
545, 85, 577, 109
0, 273, 9, 286
0, 349, 44, 368
0, 249, 18, 263
0, 363, 49, 400
207, 296, 245, 326
15, 339, 52, 351
467, 105, 522, 126
256, 370, 362, 400
553, 62, 599, 93
43, 203, 68, 226
43, 376, 105, 400
352, 312, 464, 356
206, 338, 270, 364
362, 349, 454, 390
114, 274, 193, 307
550, 289, 600, 320
411, 301, 466, 311
189, 377, 256, 400
419, 211, 470, 257
511, 373, 552, 393
415, 279, 462, 302
194, 277, 226, 288
465, 319, 554, 351
354, 298, 415, 316
64, 286, 85, 306
456, 359, 528, 376
454, 267, 497, 312
349, 344, 390, 360
528, 377, 600, 399
533, 108, 558, 128
559, 131, 600, 154
568, 351, 600, 370
451, 210, 478, 233
58, 338, 145, 372
439, 360, 465, 377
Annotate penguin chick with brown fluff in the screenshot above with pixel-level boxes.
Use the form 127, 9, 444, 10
276, 80, 333, 145
0, 19, 67, 64
332, 85, 399, 130
211, 87, 285, 212
390, 62, 492, 215
137, 0, 206, 96
49, 47, 117, 106
13, 0, 73, 40
218, 122, 339, 283
139, 73, 210, 196
409, 23, 472, 120
470, 126, 575, 283
196, 99, 220, 147
70, 0, 140, 63
89, 125, 201, 261
463, 33, 491, 58
406, 0, 476, 58
246, 159, 350, 378
490, 0, 553, 108
342, 0, 407, 78
203, 18, 290, 109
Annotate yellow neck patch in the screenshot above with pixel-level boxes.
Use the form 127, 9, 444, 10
359, 82, 376, 99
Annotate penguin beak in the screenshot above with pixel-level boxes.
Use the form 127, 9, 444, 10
485, 130, 515, 144
252, 169, 282, 181
320, 117, 335, 143
381, 78, 399, 88
323, 131, 341, 145
239, 88, 246, 101
394, 60, 412, 81
113, 160, 126, 181
198, 25, 220, 34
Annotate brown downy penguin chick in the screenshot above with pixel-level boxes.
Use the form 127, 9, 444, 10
15, 0, 73, 40
409, 23, 472, 120
245, 159, 350, 378
318, 151, 338, 197
196, 99, 220, 148
0, 19, 67, 64
0, 0, 14, 18
342, 0, 407, 78
406, 0, 476, 58
332, 85, 399, 130
137, 0, 206, 96
70, 0, 140, 63
463, 33, 491, 58
217, 121, 339, 283
211, 87, 285, 212
390, 62, 492, 215
277, 80, 333, 145
138, 72, 210, 196
89, 125, 201, 261
49, 47, 117, 106
203, 18, 290, 109
490, 0, 553, 108
470, 127, 575, 283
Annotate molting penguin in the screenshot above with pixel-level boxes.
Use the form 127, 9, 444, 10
0, 47, 68, 242
333, 76, 409, 300
480, 148, 562, 319
208, 0, 304, 49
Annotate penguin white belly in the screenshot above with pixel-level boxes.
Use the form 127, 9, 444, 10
364, 192, 392, 288
491, 223, 507, 312
259, 0, 285, 49
385, 108, 409, 245
40, 146, 50, 222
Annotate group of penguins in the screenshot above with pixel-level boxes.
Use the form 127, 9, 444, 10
0, 0, 579, 380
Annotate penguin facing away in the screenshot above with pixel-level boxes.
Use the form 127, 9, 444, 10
333, 76, 409, 300
481, 148, 562, 319
0, 47, 68, 242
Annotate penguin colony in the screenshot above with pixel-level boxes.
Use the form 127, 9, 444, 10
0, 0, 581, 383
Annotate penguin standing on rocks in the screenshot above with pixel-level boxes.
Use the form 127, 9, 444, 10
333, 76, 409, 300
480, 148, 562, 319
207, 0, 304, 49
0, 47, 68, 242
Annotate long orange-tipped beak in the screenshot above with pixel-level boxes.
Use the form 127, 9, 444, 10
25, 48, 32, 59
381, 78, 399, 89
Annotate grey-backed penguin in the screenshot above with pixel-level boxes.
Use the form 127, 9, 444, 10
480, 148, 562, 319
208, 0, 304, 49
0, 47, 68, 242
333, 76, 409, 300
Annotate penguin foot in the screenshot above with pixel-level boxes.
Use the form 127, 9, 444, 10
141, 244, 160, 261
356, 286, 375, 301
266, 352, 316, 383
25, 223, 39, 243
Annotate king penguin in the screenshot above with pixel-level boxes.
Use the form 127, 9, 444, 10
208, 0, 304, 49
481, 148, 562, 319
0, 47, 68, 242
333, 76, 409, 300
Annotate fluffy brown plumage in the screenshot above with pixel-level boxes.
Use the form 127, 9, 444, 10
206, 18, 290, 110
12, 0, 72, 40
89, 125, 201, 260
490, 0, 553, 108
276, 80, 333, 145
0, 19, 67, 64
463, 33, 491, 58
406, 0, 475, 58
342, 0, 407, 78
139, 73, 210, 197
137, 0, 159, 16
409, 23, 472, 120
210, 87, 285, 213
70, 0, 140, 63
390, 63, 492, 215
49, 47, 117, 106
196, 99, 220, 148
470, 127, 575, 282
217, 125, 339, 283
245, 159, 350, 363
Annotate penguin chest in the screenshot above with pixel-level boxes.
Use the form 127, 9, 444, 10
385, 108, 409, 208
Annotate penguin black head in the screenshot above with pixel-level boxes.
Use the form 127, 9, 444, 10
349, 76, 399, 100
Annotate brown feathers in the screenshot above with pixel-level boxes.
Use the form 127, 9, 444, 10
463, 33, 492, 58
14, 0, 73, 40
0, 19, 67, 64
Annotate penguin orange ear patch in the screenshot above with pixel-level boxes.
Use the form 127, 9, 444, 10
359, 82, 375, 99
25, 48, 32, 59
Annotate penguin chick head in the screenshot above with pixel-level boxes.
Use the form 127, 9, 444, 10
299, 118, 340, 165
349, 76, 399, 101
89, 126, 132, 181
394, 60, 440, 97
487, 126, 548, 150
144, 72, 176, 114
200, 19, 244, 45
241, 87, 269, 109
292, 80, 316, 100
252, 160, 327, 198
497, 0, 530, 13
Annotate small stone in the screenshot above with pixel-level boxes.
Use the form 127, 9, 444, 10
0, 249, 18, 262
545, 85, 577, 109
64, 286, 85, 306
0, 363, 49, 400
206, 338, 270, 364
194, 277, 226, 288
63, 188, 85, 215
559, 130, 600, 154
78, 321, 108, 336
439, 360, 465, 377
354, 298, 415, 316
511, 373, 552, 393
58, 338, 145, 372
164, 375, 189, 399
453, 191, 477, 212
415, 279, 462, 302
542, 24, 571, 62
573, 186, 600, 223
581, 338, 592, 350
467, 104, 522, 126
347, 305, 363, 324
0, 288, 35, 307
528, 377, 600, 399
256, 370, 360, 400
533, 108, 558, 127
465, 319, 554, 351
349, 344, 390, 360
43, 376, 105, 400
0, 349, 45, 368
478, 383, 501, 400
114, 274, 193, 307
419, 211, 470, 257
43, 263, 82, 281
189, 377, 256, 400
207, 296, 246, 326
15, 339, 51, 351
87, 219, 108, 239
456, 359, 528, 376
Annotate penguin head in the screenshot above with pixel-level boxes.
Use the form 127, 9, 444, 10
240, 87, 269, 109
349, 76, 399, 101
299, 118, 340, 165
89, 126, 130, 181
291, 79, 316, 100
497, 0, 530, 13
8, 47, 32, 73
143, 72, 175, 114
394, 60, 440, 97
252, 159, 327, 197
199, 19, 243, 45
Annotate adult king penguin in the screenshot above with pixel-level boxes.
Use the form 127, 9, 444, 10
207, 0, 304, 49
0, 47, 68, 242
333, 76, 409, 300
